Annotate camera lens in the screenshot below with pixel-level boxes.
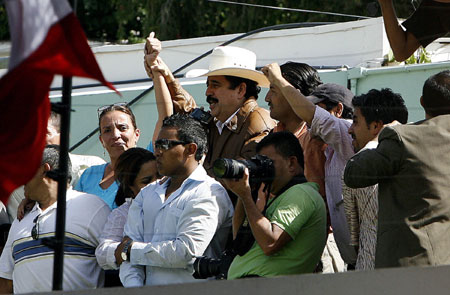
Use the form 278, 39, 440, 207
213, 158, 245, 179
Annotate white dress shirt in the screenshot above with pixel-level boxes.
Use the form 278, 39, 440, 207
120, 165, 233, 287
310, 106, 357, 265
96, 199, 131, 270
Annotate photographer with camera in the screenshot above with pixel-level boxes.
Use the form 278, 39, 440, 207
222, 132, 327, 279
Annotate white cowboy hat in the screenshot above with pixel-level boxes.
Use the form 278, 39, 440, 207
186, 46, 269, 88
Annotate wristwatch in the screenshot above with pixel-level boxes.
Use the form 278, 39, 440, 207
121, 239, 133, 261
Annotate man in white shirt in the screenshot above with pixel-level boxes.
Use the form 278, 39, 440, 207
0, 145, 110, 294
116, 114, 233, 286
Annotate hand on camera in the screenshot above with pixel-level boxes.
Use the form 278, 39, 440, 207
222, 168, 252, 201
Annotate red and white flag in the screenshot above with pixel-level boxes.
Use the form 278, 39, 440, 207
0, 0, 116, 203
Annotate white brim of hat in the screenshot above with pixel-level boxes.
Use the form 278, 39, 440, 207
185, 67, 269, 88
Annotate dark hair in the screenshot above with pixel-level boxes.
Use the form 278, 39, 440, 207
49, 111, 61, 133
352, 88, 408, 125
42, 145, 72, 183
256, 131, 304, 170
114, 147, 157, 206
98, 105, 138, 131
280, 62, 322, 96
224, 75, 261, 100
422, 70, 450, 117
321, 100, 354, 120
162, 113, 207, 161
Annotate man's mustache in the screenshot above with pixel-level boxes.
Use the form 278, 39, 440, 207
206, 96, 219, 104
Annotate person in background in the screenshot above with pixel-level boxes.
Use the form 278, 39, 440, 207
344, 70, 450, 268
0, 145, 110, 294
378, 0, 450, 62
343, 88, 408, 270
262, 63, 357, 270
96, 148, 160, 271
7, 111, 105, 220
75, 104, 140, 210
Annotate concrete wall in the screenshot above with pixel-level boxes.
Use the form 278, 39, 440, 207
36, 265, 450, 295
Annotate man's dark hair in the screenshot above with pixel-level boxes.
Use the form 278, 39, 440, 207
352, 88, 408, 125
256, 131, 304, 170
42, 145, 72, 183
321, 100, 354, 120
114, 147, 158, 206
162, 113, 207, 161
280, 62, 322, 96
422, 70, 450, 117
225, 76, 261, 100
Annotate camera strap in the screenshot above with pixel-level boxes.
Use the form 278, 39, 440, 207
262, 175, 307, 215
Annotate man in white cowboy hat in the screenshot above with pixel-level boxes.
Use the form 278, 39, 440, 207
145, 35, 275, 205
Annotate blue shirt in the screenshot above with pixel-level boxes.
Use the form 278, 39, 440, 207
75, 163, 118, 210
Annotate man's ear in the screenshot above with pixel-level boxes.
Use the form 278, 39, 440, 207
335, 102, 344, 118
42, 163, 51, 177
185, 142, 198, 159
237, 82, 247, 100
370, 120, 384, 136
287, 156, 300, 175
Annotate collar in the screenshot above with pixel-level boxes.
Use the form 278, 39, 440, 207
157, 165, 208, 207
216, 108, 240, 135
214, 98, 259, 134
158, 165, 208, 191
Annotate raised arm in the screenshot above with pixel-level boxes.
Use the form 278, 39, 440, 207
262, 63, 316, 125
378, 0, 420, 62
144, 33, 197, 114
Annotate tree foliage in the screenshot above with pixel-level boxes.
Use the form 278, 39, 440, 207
0, 0, 416, 42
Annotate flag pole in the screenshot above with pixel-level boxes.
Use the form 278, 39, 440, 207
51, 76, 72, 291
51, 0, 76, 290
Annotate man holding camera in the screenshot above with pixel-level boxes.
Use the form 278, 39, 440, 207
223, 132, 327, 279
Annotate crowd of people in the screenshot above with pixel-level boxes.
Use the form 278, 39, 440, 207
0, 2, 450, 292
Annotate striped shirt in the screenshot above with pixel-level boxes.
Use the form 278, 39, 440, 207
0, 189, 110, 293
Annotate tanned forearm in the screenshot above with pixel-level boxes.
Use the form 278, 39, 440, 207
378, 0, 420, 61
0, 278, 13, 294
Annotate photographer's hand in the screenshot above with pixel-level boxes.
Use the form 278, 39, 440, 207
223, 169, 292, 256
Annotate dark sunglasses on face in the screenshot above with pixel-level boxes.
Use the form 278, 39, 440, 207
97, 102, 129, 118
155, 139, 188, 151
31, 214, 41, 240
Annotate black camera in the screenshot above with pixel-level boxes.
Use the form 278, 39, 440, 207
190, 108, 213, 125
213, 154, 275, 185
192, 249, 236, 280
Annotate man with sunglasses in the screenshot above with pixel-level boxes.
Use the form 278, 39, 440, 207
116, 113, 233, 287
0, 145, 110, 293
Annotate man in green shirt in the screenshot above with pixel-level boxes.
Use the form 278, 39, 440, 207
224, 131, 327, 279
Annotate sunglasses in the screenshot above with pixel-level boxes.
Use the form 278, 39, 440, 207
155, 139, 188, 151
97, 102, 129, 118
31, 214, 41, 240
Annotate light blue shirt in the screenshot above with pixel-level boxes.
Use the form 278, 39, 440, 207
120, 165, 233, 287
75, 164, 118, 210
